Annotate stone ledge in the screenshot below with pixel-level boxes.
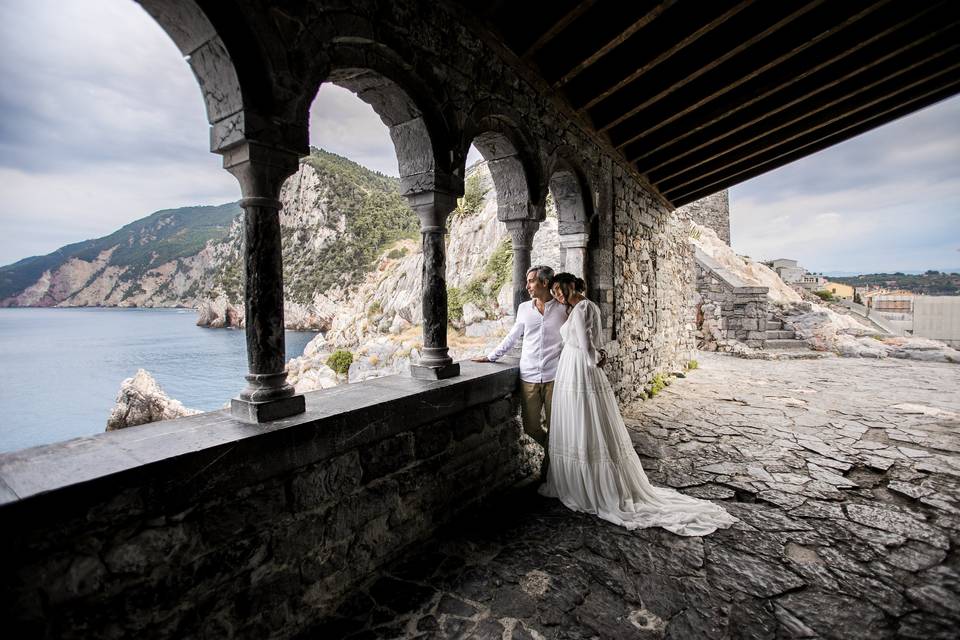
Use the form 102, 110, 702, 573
0, 361, 520, 517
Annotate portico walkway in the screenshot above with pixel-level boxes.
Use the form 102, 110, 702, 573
312, 352, 960, 639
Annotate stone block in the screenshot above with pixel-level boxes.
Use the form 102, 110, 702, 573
359, 433, 415, 481
414, 420, 453, 459
290, 450, 362, 510
450, 407, 486, 441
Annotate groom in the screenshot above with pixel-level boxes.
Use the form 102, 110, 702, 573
473, 265, 565, 474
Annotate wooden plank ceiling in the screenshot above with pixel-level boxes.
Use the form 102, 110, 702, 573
455, 0, 960, 206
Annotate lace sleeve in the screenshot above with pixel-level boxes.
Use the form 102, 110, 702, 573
572, 302, 598, 367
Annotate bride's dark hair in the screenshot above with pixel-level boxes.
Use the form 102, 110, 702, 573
550, 272, 586, 312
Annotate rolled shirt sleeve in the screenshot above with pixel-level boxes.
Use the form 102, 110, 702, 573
487, 318, 525, 362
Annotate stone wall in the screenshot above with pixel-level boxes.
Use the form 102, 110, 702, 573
677, 190, 731, 245
607, 170, 696, 403
0, 364, 527, 639
695, 248, 770, 349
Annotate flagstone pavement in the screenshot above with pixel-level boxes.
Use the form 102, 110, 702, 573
307, 352, 960, 639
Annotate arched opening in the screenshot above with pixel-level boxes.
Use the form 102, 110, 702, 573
548, 159, 594, 282
0, 0, 301, 449
279, 80, 424, 389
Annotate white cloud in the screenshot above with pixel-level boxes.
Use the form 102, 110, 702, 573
730, 95, 960, 273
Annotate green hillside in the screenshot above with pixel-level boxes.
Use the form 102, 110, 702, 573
0, 148, 419, 306
0, 202, 241, 301
282, 148, 419, 301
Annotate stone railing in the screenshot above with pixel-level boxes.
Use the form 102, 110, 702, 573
695, 248, 770, 349
0, 362, 527, 639
838, 299, 901, 335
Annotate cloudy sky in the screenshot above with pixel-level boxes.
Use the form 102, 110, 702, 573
1, 0, 957, 274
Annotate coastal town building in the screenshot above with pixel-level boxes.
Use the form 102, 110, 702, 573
824, 281, 855, 300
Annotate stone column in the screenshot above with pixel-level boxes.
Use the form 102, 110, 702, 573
224, 142, 305, 422
408, 190, 460, 380
505, 220, 539, 315
559, 232, 589, 280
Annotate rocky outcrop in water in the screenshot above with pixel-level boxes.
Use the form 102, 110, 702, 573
106, 369, 202, 431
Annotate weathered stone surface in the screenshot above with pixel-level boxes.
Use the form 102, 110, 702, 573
845, 503, 949, 550
779, 592, 889, 640
707, 545, 806, 597
106, 369, 201, 430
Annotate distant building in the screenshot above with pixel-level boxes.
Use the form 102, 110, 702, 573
913, 296, 960, 347
824, 281, 854, 301
799, 273, 828, 291
765, 258, 806, 284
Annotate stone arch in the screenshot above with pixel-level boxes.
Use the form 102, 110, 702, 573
298, 41, 461, 197
546, 149, 595, 281
461, 112, 542, 314
546, 150, 594, 235
138, 0, 295, 153
462, 107, 542, 223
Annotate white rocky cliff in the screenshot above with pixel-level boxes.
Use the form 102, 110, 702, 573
106, 369, 201, 431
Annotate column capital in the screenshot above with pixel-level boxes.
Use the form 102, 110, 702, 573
505, 219, 539, 250
223, 141, 301, 199
559, 232, 590, 250
406, 189, 459, 231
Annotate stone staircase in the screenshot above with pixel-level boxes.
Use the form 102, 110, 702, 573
764, 314, 808, 350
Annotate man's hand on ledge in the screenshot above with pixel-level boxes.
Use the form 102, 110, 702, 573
471, 356, 491, 363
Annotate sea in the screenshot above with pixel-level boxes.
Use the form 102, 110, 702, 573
0, 308, 317, 454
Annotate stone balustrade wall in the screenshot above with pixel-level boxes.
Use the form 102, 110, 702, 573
0, 364, 527, 639
695, 249, 770, 349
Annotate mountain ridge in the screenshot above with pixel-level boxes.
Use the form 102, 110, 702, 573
0, 149, 416, 311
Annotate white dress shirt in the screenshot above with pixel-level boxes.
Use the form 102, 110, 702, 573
487, 299, 566, 383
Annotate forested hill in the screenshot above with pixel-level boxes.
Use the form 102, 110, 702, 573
830, 271, 960, 296
0, 148, 417, 309
0, 202, 241, 303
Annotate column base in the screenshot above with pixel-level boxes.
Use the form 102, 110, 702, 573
410, 362, 461, 380
231, 394, 306, 423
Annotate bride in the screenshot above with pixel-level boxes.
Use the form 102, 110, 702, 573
539, 273, 736, 536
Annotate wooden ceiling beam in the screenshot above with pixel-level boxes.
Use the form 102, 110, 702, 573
669, 81, 960, 206
610, 0, 914, 150
519, 0, 601, 59
560, 0, 759, 111
652, 49, 960, 190
590, 0, 829, 131
574, 0, 757, 111
626, 4, 955, 169
549, 0, 676, 87
662, 73, 960, 203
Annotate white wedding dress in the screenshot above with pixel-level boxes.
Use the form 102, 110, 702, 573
539, 299, 736, 536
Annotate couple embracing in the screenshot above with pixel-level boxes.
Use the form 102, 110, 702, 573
476, 265, 735, 537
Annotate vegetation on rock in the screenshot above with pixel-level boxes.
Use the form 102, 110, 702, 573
326, 349, 354, 375
452, 172, 489, 219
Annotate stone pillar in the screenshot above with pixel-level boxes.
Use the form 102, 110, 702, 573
505, 220, 539, 315
408, 190, 460, 380
224, 142, 305, 422
559, 232, 589, 280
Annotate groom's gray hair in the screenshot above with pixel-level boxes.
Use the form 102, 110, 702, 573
527, 265, 555, 286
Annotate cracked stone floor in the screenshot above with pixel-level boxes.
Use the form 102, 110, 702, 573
307, 352, 960, 639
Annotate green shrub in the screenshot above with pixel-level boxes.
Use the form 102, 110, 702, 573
454, 172, 489, 218
486, 239, 513, 293
386, 246, 408, 260
367, 301, 382, 317
814, 290, 835, 302
686, 359, 699, 370
326, 350, 353, 375
648, 373, 669, 397
447, 287, 464, 322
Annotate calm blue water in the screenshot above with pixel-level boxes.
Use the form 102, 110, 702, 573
0, 308, 316, 453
